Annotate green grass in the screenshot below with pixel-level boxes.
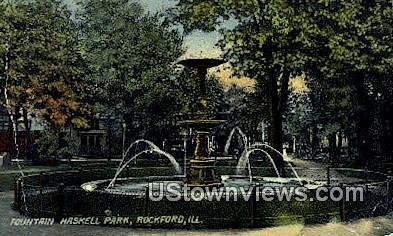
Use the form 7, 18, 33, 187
0, 165, 69, 191
0, 174, 17, 191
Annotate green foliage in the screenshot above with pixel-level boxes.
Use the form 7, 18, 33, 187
300, 1, 393, 140
221, 85, 267, 137
176, 0, 307, 79
78, 0, 183, 107
175, 0, 314, 154
37, 127, 80, 158
0, 0, 91, 128
176, 0, 392, 86
172, 69, 225, 116
78, 0, 185, 138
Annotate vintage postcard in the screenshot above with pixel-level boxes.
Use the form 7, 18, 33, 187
0, 0, 392, 235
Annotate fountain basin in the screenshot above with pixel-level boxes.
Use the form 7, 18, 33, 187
82, 175, 308, 198
13, 166, 393, 228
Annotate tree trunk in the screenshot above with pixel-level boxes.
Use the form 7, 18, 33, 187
3, 42, 20, 159
22, 107, 33, 159
279, 69, 291, 113
267, 71, 285, 172
337, 132, 343, 152
252, 4, 290, 172
263, 40, 290, 173
353, 72, 371, 167
328, 134, 337, 163
311, 126, 320, 156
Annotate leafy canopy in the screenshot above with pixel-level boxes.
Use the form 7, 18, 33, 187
0, 0, 91, 127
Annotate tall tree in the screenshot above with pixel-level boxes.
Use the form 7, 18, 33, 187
298, 0, 393, 165
78, 0, 184, 141
0, 0, 91, 129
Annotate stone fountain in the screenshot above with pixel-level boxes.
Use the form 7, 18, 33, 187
177, 58, 226, 188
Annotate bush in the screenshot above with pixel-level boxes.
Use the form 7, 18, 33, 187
37, 127, 80, 162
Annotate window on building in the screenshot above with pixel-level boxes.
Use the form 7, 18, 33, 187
0, 110, 10, 132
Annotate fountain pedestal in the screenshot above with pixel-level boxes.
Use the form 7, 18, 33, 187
177, 58, 226, 188
191, 131, 219, 187
179, 120, 224, 187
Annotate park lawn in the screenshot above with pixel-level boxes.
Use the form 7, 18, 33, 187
0, 166, 68, 191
